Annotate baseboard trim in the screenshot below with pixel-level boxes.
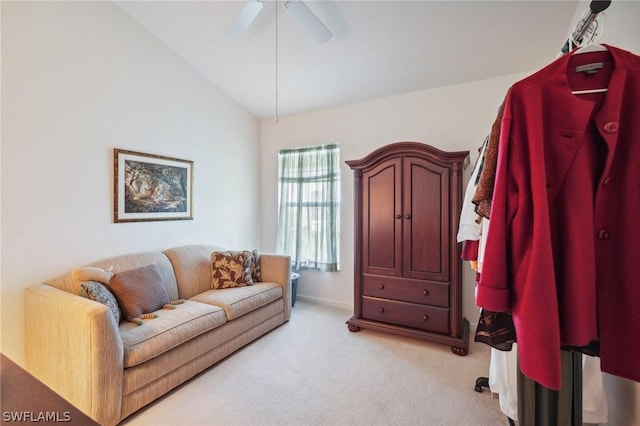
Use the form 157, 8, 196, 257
295, 295, 352, 312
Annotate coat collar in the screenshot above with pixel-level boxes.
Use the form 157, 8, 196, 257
506, 45, 639, 196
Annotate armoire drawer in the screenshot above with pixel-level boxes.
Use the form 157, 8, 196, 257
362, 297, 449, 334
363, 274, 449, 308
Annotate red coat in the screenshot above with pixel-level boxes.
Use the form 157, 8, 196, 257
476, 45, 640, 390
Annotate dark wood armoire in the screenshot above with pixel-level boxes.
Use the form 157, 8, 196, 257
346, 142, 470, 355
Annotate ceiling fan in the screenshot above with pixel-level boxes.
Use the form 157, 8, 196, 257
226, 0, 333, 43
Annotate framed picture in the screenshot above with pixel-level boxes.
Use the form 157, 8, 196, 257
114, 149, 193, 223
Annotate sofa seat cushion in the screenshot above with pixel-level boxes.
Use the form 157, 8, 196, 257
119, 301, 227, 368
189, 282, 283, 321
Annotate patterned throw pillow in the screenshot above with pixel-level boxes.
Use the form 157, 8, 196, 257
107, 264, 170, 322
82, 281, 121, 324
211, 251, 253, 289
245, 250, 262, 282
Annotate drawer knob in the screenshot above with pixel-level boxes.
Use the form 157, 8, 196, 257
423, 289, 430, 296
423, 315, 430, 321
378, 307, 385, 314
379, 283, 385, 290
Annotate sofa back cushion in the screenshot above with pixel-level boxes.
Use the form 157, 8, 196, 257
45, 251, 179, 302
163, 245, 226, 299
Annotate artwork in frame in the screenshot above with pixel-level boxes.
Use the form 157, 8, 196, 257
114, 149, 193, 223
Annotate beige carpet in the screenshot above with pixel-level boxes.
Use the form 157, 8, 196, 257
121, 301, 507, 426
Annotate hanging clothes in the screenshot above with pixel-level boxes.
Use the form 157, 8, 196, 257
457, 137, 517, 349
458, 129, 608, 426
457, 137, 488, 243
472, 101, 504, 219
516, 351, 607, 425
476, 44, 640, 390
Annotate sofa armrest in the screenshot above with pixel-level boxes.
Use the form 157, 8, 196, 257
259, 254, 292, 321
24, 284, 124, 426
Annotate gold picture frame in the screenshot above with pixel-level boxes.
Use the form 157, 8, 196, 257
114, 149, 193, 223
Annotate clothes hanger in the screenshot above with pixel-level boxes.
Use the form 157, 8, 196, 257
573, 43, 608, 54
561, 0, 611, 54
571, 86, 608, 95
570, 49, 609, 94
567, 0, 611, 94
571, 43, 609, 94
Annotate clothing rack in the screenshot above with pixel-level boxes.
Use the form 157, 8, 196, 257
474, 2, 612, 425
561, 0, 611, 53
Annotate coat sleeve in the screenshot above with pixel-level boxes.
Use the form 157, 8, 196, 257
475, 86, 563, 389
475, 93, 516, 312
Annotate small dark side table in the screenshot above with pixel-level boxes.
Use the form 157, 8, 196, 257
291, 272, 299, 306
1, 353, 99, 425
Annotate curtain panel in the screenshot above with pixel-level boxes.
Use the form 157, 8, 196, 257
276, 144, 340, 272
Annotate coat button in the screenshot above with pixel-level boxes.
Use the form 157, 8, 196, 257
603, 122, 618, 133
597, 229, 609, 239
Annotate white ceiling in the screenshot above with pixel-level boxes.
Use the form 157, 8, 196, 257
115, 1, 582, 120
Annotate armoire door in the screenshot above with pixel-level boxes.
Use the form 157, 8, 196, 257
362, 158, 402, 277
402, 156, 450, 282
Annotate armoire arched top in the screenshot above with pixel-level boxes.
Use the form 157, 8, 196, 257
346, 141, 470, 172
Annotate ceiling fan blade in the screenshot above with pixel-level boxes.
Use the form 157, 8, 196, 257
226, 0, 265, 39
283, 0, 333, 43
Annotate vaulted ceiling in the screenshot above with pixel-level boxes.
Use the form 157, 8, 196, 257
115, 1, 582, 119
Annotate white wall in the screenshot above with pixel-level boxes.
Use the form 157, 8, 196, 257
1, 1, 261, 364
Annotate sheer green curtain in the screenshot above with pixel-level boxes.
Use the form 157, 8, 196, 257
276, 144, 340, 272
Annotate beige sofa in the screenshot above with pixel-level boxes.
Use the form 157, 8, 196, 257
24, 244, 291, 426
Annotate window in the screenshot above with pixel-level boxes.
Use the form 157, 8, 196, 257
276, 144, 340, 272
